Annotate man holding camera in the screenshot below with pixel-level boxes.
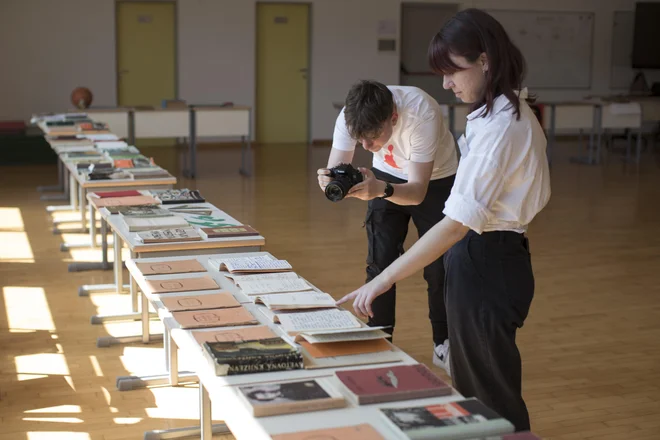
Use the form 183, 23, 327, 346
318, 80, 458, 374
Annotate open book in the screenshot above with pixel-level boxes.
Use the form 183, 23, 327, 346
277, 309, 363, 335
212, 255, 293, 274
234, 277, 313, 296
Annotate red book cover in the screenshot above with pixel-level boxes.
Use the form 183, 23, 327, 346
94, 190, 142, 198
335, 363, 453, 405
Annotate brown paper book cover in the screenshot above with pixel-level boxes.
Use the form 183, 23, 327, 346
172, 306, 258, 329
92, 195, 160, 208
160, 293, 240, 312
192, 325, 278, 345
200, 225, 260, 239
145, 275, 220, 294
271, 424, 385, 440
300, 339, 391, 359
136, 259, 206, 275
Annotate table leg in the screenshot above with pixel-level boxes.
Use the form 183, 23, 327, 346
71, 217, 115, 274
200, 383, 213, 440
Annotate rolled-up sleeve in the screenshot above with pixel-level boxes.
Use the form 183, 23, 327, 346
443, 153, 507, 234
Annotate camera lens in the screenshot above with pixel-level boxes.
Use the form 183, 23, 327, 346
325, 182, 347, 202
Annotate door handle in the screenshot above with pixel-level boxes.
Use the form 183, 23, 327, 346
118, 69, 129, 75
298, 68, 308, 73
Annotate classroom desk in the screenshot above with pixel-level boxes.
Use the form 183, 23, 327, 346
90, 205, 265, 349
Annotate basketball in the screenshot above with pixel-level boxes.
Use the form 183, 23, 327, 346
71, 86, 93, 109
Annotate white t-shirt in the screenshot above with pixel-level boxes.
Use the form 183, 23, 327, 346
332, 85, 458, 181
443, 88, 551, 234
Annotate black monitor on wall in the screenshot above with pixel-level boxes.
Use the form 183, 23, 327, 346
632, 2, 660, 69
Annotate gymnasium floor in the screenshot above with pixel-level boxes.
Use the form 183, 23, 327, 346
1, 139, 659, 439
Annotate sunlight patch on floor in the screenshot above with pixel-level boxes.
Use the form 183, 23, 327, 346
0, 232, 34, 262
27, 433, 90, 440
24, 405, 82, 414
3, 287, 55, 331
0, 207, 25, 230
23, 417, 84, 424
14, 353, 70, 376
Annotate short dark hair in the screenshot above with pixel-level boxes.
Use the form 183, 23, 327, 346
428, 8, 532, 120
343, 80, 394, 140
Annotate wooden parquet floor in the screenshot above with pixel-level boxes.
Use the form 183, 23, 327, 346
1, 140, 659, 439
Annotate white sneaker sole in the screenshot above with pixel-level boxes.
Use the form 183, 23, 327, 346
432, 351, 451, 377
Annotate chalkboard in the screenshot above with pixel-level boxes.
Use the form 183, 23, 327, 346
486, 10, 594, 89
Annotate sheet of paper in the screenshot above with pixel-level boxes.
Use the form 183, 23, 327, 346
238, 278, 312, 295
225, 272, 299, 283
277, 309, 362, 333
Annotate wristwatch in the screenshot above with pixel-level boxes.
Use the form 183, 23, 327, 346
382, 181, 394, 199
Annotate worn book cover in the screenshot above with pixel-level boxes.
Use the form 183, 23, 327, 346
135, 259, 206, 275
192, 325, 278, 345
335, 363, 452, 405
144, 275, 219, 294
93, 189, 142, 198
92, 195, 160, 208
270, 424, 385, 440
202, 336, 303, 376
172, 306, 258, 329
379, 398, 514, 440
237, 378, 346, 417
121, 215, 190, 232
118, 206, 173, 218
300, 338, 391, 359
199, 225, 260, 239
136, 228, 202, 243
160, 293, 240, 312
151, 188, 206, 204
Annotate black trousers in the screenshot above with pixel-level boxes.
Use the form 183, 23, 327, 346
445, 229, 534, 432
365, 168, 455, 346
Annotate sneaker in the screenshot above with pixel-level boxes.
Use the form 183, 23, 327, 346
432, 339, 451, 377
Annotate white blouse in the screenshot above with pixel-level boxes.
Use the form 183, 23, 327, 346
443, 88, 551, 234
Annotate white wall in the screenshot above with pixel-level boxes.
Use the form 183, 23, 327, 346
0, 0, 116, 121
1, 0, 659, 140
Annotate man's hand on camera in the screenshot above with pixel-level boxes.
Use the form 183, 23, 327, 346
346, 168, 387, 201
317, 168, 331, 191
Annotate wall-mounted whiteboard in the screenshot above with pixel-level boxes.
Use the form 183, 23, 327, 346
486, 10, 594, 89
610, 11, 635, 89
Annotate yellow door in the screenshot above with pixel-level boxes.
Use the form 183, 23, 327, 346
256, 3, 309, 144
117, 1, 176, 146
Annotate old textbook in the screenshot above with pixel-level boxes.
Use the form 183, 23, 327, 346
271, 424, 385, 440
192, 325, 279, 345
144, 275, 220, 294
201, 336, 303, 376
172, 306, 258, 329
335, 364, 452, 405
379, 398, 514, 440
159, 293, 240, 312
237, 377, 346, 417
212, 255, 293, 274
135, 259, 206, 275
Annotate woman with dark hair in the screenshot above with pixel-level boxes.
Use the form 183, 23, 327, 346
337, 8, 551, 432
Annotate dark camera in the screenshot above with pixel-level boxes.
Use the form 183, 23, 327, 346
325, 163, 364, 202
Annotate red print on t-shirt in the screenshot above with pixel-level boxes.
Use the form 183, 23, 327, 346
384, 145, 401, 169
